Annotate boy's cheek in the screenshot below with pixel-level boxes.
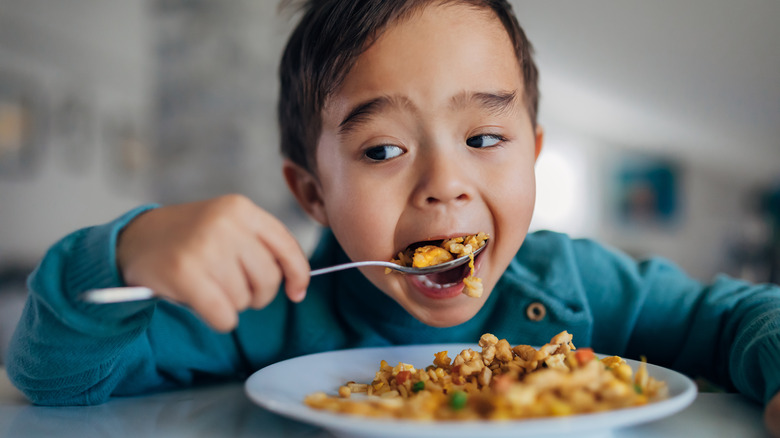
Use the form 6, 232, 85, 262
323, 185, 406, 259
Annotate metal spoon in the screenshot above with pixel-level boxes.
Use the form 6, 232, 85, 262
81, 242, 488, 304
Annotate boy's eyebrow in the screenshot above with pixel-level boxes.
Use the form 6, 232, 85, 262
450, 90, 519, 115
338, 90, 518, 134
338, 95, 414, 134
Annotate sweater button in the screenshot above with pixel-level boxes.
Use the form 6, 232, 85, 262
526, 302, 546, 321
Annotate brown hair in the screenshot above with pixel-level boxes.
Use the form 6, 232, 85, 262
278, 0, 539, 173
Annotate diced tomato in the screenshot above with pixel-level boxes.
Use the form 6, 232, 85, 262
574, 348, 595, 365
492, 374, 513, 393
396, 370, 411, 385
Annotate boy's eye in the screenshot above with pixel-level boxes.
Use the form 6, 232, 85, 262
365, 145, 404, 161
466, 134, 504, 148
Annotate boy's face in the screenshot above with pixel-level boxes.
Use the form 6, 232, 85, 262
292, 3, 542, 327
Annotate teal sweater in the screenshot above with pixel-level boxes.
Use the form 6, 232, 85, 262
7, 205, 780, 406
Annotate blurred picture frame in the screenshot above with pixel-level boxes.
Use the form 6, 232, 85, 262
103, 114, 152, 186
613, 155, 681, 227
0, 72, 41, 177
53, 93, 94, 173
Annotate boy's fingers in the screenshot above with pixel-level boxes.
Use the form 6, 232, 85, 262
175, 275, 239, 332
247, 212, 311, 300
240, 242, 283, 309
262, 237, 310, 301
766, 393, 780, 437
211, 255, 252, 311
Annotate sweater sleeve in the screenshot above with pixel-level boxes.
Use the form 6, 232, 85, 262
574, 238, 780, 405
6, 205, 247, 406
722, 279, 780, 404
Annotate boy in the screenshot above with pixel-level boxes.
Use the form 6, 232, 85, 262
7, 0, 780, 434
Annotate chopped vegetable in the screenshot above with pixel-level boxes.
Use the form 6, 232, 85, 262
450, 390, 468, 410
395, 370, 411, 385
574, 347, 595, 365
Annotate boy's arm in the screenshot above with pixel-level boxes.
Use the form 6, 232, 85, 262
6, 206, 244, 405
722, 275, 780, 405
577, 239, 780, 405
635, 267, 780, 405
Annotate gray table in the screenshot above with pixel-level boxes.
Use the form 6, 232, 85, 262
0, 368, 769, 438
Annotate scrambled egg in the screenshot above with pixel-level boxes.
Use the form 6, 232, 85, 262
412, 246, 454, 268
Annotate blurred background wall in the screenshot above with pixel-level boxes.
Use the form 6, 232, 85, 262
0, 0, 779, 360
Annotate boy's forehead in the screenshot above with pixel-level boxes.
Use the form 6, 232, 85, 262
323, 2, 523, 123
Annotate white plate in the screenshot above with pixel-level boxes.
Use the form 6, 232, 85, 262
245, 344, 697, 438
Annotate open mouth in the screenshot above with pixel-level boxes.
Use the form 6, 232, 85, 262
415, 260, 472, 288
409, 250, 485, 299
398, 234, 489, 299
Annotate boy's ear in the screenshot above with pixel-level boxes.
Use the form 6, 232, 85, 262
282, 160, 329, 227
534, 125, 545, 160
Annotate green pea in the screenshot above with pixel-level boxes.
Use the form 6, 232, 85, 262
450, 390, 468, 410
634, 384, 643, 394
412, 381, 425, 392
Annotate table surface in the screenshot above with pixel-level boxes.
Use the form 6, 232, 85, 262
0, 368, 769, 438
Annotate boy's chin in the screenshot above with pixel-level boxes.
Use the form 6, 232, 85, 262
403, 298, 486, 328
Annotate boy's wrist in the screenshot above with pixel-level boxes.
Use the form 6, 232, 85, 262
766, 391, 780, 437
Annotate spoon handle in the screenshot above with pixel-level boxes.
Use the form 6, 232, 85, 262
81, 286, 155, 303
80, 261, 400, 304
309, 260, 399, 276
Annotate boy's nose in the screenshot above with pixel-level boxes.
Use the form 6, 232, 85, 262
411, 151, 473, 209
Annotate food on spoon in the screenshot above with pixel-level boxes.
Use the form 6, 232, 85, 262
412, 246, 453, 268
304, 331, 669, 420
386, 233, 489, 297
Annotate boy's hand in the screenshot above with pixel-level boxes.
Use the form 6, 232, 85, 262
116, 194, 310, 332
767, 391, 780, 437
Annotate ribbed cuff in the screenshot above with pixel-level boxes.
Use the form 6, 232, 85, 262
730, 303, 780, 405
760, 326, 780, 404
65, 204, 158, 294
42, 204, 161, 336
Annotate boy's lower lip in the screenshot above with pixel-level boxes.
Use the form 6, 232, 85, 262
408, 275, 466, 299
406, 253, 484, 300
